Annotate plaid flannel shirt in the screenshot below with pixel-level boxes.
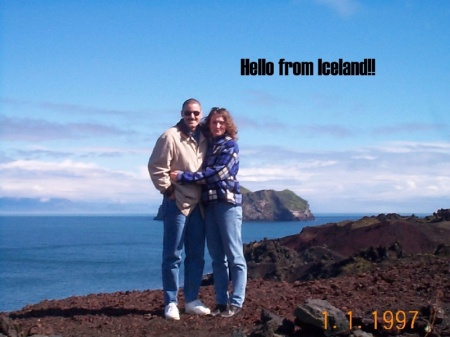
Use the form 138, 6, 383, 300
178, 135, 242, 205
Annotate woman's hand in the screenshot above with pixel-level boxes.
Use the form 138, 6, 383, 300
170, 170, 180, 182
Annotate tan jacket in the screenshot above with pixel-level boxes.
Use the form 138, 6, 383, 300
148, 120, 207, 216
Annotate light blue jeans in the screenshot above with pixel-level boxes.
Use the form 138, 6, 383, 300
205, 202, 247, 308
161, 196, 206, 305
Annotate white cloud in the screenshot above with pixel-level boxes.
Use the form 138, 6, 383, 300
0, 115, 134, 142
239, 141, 450, 213
242, 89, 292, 107
372, 123, 448, 136
1, 97, 143, 118
313, 0, 360, 17
1, 141, 449, 214
0, 159, 158, 204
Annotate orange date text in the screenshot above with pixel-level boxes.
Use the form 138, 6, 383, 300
322, 310, 419, 330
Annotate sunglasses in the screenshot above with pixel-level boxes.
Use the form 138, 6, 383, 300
210, 107, 227, 112
183, 110, 201, 116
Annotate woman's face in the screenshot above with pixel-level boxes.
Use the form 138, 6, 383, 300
209, 114, 226, 137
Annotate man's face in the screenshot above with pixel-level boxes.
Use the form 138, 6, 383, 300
181, 103, 202, 131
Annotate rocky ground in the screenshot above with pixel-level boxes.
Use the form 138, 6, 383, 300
1, 210, 449, 337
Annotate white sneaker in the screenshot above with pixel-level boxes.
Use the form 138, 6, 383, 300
164, 302, 180, 320
185, 299, 211, 315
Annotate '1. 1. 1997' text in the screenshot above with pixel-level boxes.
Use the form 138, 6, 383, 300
322, 310, 419, 331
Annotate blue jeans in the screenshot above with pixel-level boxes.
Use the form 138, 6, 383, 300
205, 202, 247, 308
161, 196, 206, 305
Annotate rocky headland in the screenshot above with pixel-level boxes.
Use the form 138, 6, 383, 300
241, 188, 314, 221
1, 209, 449, 337
155, 188, 314, 221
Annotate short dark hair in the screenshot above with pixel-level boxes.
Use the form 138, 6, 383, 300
181, 98, 201, 111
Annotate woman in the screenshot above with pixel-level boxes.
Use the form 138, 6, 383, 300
170, 107, 246, 318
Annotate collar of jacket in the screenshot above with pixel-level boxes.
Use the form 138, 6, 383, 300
212, 134, 232, 143
176, 119, 203, 140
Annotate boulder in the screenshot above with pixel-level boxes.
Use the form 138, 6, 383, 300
294, 299, 349, 337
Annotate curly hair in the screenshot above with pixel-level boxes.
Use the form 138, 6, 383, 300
203, 107, 238, 140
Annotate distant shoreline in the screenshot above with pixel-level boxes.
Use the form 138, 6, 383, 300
0, 212, 431, 217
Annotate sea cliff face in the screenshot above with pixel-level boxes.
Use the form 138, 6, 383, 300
244, 209, 450, 282
242, 188, 314, 221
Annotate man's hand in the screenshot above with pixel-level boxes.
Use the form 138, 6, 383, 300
170, 170, 181, 182
164, 184, 175, 200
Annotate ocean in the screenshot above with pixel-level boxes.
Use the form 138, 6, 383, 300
0, 214, 369, 312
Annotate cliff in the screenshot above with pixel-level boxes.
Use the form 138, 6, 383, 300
242, 188, 314, 221
244, 209, 450, 282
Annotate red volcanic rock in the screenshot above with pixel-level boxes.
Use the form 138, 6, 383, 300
2, 211, 450, 337
243, 212, 450, 284
280, 214, 449, 256
3, 254, 449, 337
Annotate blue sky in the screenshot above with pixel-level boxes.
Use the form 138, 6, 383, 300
1, 0, 449, 214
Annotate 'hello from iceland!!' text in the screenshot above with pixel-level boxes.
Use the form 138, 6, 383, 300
240, 58, 376, 76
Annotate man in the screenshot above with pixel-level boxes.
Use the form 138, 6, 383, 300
148, 98, 210, 320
